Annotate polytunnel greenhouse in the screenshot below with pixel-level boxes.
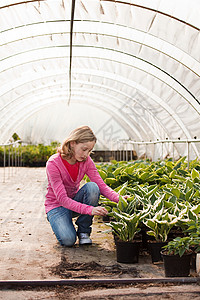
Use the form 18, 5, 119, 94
1, 0, 200, 298
0, 0, 200, 161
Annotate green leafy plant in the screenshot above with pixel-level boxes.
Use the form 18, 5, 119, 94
184, 218, 200, 253
143, 209, 176, 242
162, 236, 193, 257
106, 196, 142, 242
107, 212, 141, 242
98, 158, 200, 248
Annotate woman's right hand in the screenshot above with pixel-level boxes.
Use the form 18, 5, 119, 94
91, 206, 108, 216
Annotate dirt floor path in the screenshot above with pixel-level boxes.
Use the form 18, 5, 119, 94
0, 167, 200, 299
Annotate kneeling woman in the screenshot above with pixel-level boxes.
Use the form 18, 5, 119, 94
45, 125, 122, 246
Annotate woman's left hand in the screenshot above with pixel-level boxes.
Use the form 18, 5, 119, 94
91, 206, 108, 216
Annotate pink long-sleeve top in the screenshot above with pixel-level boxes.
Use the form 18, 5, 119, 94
45, 153, 119, 215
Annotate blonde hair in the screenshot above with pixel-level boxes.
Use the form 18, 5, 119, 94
58, 126, 97, 159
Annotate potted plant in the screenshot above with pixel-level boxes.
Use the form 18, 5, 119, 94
161, 236, 193, 277
191, 237, 200, 275
184, 217, 200, 272
143, 206, 176, 263
106, 196, 142, 263
108, 210, 142, 263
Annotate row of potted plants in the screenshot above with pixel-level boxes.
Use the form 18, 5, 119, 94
96, 157, 200, 277
0, 141, 59, 167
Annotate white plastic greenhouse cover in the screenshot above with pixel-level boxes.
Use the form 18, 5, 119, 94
0, 0, 200, 159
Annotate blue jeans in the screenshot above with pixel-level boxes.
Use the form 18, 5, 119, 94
47, 182, 100, 246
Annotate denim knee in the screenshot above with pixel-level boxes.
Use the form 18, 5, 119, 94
85, 182, 100, 206
59, 232, 77, 247
47, 207, 77, 247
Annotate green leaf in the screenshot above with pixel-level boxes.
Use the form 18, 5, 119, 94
98, 169, 107, 180
179, 248, 185, 257
193, 190, 200, 197
126, 195, 135, 203
192, 168, 200, 180
104, 206, 112, 212
173, 156, 186, 170
191, 204, 200, 215
164, 200, 174, 208
104, 178, 119, 188
145, 219, 156, 230
171, 188, 180, 198
116, 182, 128, 195
188, 209, 197, 221
146, 231, 156, 238
169, 170, 176, 179
101, 199, 118, 208
145, 185, 159, 198
186, 179, 193, 189
113, 167, 123, 176
117, 195, 128, 212
107, 172, 115, 178
139, 171, 150, 181
185, 188, 193, 201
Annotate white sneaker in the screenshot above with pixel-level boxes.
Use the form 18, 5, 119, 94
79, 233, 92, 245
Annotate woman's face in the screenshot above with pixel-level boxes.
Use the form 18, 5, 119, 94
71, 140, 95, 162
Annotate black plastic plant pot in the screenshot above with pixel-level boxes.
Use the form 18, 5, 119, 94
161, 251, 192, 277
190, 251, 197, 271
102, 215, 110, 222
148, 241, 167, 263
115, 240, 140, 264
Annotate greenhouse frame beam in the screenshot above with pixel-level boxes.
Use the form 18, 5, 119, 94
0, 0, 46, 10
1, 44, 199, 115
71, 67, 199, 140
1, 20, 199, 79
1, 48, 198, 121
0, 75, 168, 140
120, 138, 200, 162
0, 66, 195, 144
101, 0, 200, 32
0, 71, 187, 143
0, 89, 144, 144
1, 42, 199, 108
121, 139, 200, 145
68, 0, 76, 105
1, 17, 199, 111
1, 95, 138, 145
1, 0, 200, 33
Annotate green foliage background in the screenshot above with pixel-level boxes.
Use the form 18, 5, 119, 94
0, 142, 59, 167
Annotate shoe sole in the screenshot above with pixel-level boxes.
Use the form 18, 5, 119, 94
79, 242, 92, 246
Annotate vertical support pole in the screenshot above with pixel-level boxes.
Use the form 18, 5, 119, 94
8, 145, 10, 178
119, 141, 121, 161
130, 143, 133, 161
116, 140, 119, 161
18, 147, 20, 169
153, 143, 156, 161
15, 147, 17, 173
3, 146, 6, 183
145, 144, 147, 160
187, 141, 190, 170
11, 144, 14, 176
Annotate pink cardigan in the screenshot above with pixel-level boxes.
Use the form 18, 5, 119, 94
45, 153, 119, 215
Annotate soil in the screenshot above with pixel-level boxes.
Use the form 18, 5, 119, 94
50, 257, 139, 279
0, 167, 200, 299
